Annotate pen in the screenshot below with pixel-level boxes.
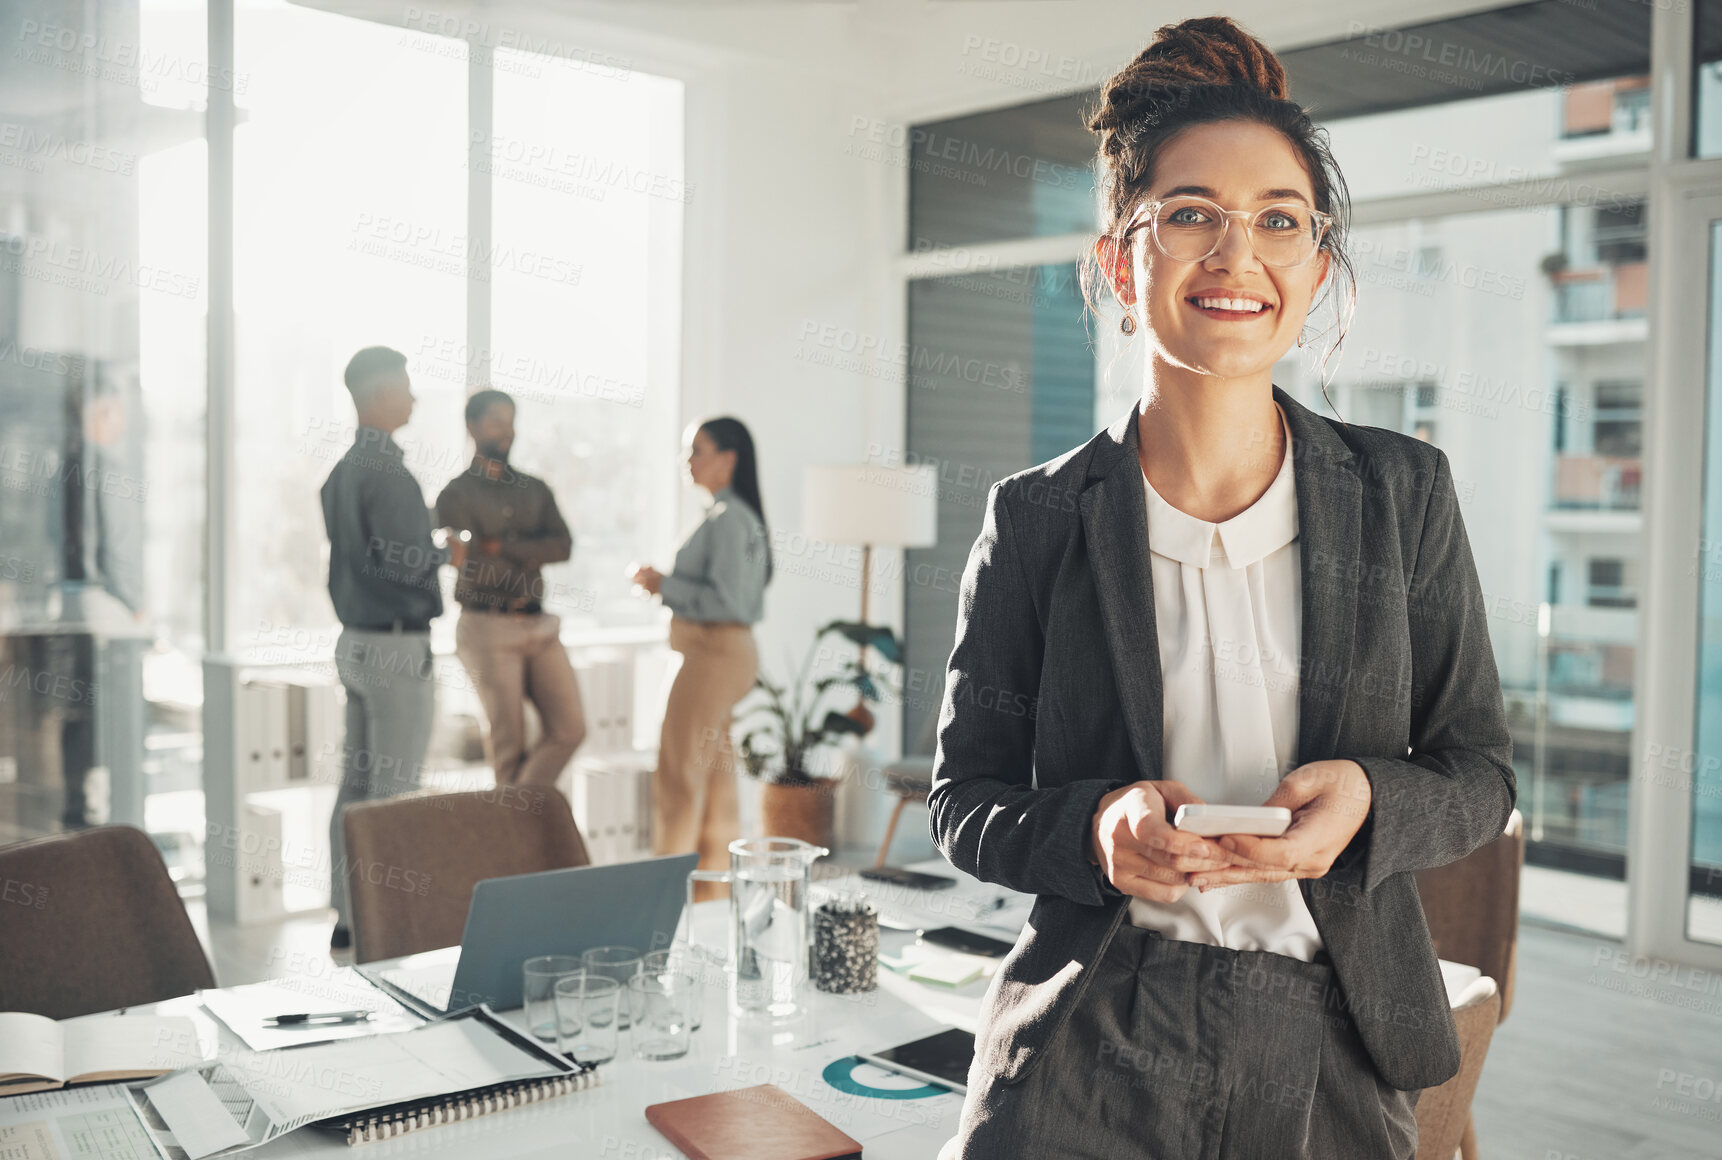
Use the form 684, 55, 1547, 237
265, 1010, 373, 1026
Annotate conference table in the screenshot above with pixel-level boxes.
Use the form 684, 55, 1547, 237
82, 859, 1486, 1159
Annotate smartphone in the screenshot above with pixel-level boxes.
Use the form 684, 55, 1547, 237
859, 866, 957, 891
857, 1027, 975, 1094
917, 925, 1017, 958
1173, 804, 1293, 837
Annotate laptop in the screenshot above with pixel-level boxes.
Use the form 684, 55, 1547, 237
357, 853, 700, 1017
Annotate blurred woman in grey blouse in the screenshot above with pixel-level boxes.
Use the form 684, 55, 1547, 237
632, 417, 772, 895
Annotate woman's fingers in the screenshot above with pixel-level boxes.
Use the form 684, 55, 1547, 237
1213, 833, 1300, 870
1114, 855, 1191, 903
1143, 846, 1237, 873
1188, 866, 1298, 889
1129, 807, 1231, 871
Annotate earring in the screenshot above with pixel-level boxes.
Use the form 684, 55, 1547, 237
1296, 331, 1305, 348
1121, 313, 1136, 335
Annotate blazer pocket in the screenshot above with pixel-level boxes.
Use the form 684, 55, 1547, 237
980, 896, 1131, 1086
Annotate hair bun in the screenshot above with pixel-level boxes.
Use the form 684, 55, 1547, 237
1143, 15, 1287, 98
1089, 15, 1288, 140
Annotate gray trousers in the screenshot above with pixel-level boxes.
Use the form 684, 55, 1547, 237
329, 628, 436, 928
953, 922, 1419, 1159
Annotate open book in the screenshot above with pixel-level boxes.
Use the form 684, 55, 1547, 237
0, 1012, 202, 1095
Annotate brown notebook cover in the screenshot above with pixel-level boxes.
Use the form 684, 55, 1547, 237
645, 1083, 863, 1160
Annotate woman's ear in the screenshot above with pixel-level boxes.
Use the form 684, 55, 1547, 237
1094, 234, 1137, 310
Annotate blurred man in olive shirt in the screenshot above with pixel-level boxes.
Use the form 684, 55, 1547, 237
436, 390, 586, 788
320, 345, 449, 952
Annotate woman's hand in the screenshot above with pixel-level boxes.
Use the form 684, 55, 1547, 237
1187, 760, 1373, 890
1089, 780, 1237, 903
632, 565, 663, 595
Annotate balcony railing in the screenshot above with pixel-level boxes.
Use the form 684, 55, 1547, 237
1551, 453, 1642, 510
1550, 261, 1647, 324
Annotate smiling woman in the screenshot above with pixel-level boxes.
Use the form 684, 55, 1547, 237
928, 15, 1515, 1160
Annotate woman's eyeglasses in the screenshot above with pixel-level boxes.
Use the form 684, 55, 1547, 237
1123, 195, 1332, 269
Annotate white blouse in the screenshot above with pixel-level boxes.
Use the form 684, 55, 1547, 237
1125, 403, 1325, 960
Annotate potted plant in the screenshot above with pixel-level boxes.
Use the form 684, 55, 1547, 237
735, 620, 902, 849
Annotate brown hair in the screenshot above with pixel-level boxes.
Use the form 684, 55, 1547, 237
1080, 15, 1355, 403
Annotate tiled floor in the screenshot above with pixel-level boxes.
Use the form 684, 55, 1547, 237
1472, 923, 1722, 1160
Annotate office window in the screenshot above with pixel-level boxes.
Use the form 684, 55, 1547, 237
1311, 109, 1648, 893
1347, 382, 1406, 431
231, 0, 469, 649
901, 263, 1093, 750
907, 94, 1098, 249
1694, 0, 1722, 157
482, 51, 684, 632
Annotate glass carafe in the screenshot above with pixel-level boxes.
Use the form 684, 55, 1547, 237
688, 837, 829, 1020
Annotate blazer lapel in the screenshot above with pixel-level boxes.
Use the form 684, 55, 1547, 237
1079, 404, 1165, 782
1274, 386, 1362, 765
1082, 389, 1362, 784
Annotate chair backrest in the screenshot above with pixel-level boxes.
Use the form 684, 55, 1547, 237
1413, 978, 1502, 1160
1414, 809, 1524, 1021
342, 787, 590, 963
0, 825, 216, 1018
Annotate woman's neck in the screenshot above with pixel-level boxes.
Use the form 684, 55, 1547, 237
1137, 373, 1284, 524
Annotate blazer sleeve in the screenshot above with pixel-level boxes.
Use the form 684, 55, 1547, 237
927, 481, 1134, 907
1340, 449, 1517, 894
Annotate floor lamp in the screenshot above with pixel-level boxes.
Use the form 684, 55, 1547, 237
804, 464, 938, 866
802, 464, 938, 632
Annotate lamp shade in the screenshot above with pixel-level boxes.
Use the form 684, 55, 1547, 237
802, 464, 938, 548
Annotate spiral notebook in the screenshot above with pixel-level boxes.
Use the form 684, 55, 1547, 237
313, 1006, 601, 1148
129, 1006, 603, 1157
325, 1059, 603, 1144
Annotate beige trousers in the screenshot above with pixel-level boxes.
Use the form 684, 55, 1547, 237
454, 610, 587, 787
653, 617, 758, 899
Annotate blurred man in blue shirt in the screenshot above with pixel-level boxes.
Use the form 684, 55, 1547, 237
319, 345, 449, 952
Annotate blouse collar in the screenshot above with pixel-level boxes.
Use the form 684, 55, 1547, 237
1141, 403, 1298, 570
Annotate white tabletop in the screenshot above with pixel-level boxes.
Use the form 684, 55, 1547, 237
120, 888, 973, 1160
86, 858, 1481, 1159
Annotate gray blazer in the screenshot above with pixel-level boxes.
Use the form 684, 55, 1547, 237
928, 384, 1515, 1093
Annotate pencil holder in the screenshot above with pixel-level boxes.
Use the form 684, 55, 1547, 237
812, 896, 878, 994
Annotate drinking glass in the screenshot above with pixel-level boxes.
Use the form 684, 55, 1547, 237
580, 945, 643, 1030
554, 974, 619, 1065
522, 955, 583, 1042
628, 971, 696, 1061
644, 941, 713, 1031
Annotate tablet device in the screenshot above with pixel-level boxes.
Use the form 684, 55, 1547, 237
857, 1027, 975, 1094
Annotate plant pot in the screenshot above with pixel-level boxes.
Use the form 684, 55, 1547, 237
761, 778, 838, 849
